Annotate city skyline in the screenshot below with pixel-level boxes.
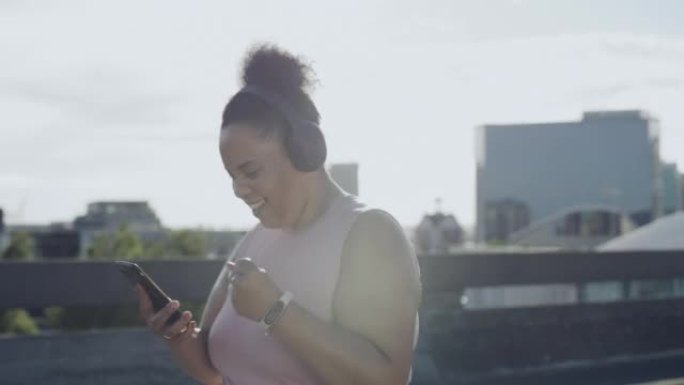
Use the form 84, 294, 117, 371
2, 1, 684, 230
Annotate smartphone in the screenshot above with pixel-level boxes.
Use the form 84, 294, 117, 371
115, 261, 182, 326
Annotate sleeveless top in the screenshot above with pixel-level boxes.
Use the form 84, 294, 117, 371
208, 192, 371, 385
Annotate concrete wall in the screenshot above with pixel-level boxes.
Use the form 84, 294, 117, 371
0, 328, 441, 385
0, 328, 195, 385
4, 254, 684, 385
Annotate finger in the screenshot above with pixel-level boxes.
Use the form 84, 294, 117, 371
164, 316, 196, 342
234, 258, 256, 274
176, 320, 198, 341
148, 300, 180, 333
226, 261, 238, 284
137, 285, 154, 319
163, 310, 193, 338
232, 258, 259, 283
227, 271, 238, 285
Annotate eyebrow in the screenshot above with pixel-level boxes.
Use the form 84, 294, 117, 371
238, 160, 256, 172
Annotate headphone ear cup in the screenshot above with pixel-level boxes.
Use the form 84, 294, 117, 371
286, 121, 327, 172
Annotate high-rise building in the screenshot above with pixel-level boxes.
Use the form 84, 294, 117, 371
681, 173, 684, 211
476, 110, 662, 243
329, 163, 359, 196
662, 163, 681, 215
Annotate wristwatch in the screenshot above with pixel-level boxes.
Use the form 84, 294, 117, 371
260, 291, 293, 334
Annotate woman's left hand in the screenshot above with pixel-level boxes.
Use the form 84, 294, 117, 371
227, 258, 282, 322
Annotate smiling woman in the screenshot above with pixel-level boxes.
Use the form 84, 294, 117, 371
135, 43, 422, 385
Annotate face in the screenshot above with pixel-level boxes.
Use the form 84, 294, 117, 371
219, 122, 302, 229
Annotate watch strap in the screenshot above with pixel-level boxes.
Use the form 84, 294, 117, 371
259, 291, 293, 334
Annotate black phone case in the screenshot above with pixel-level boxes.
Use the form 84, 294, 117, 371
115, 261, 182, 326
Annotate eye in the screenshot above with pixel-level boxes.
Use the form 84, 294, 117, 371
245, 169, 260, 180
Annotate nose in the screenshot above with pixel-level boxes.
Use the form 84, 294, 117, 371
232, 177, 251, 199
233, 178, 251, 199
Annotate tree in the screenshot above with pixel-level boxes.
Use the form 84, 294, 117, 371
49, 226, 208, 331
2, 232, 35, 260
87, 224, 144, 260
55, 225, 145, 330
0, 309, 39, 335
141, 229, 208, 259
1, 233, 39, 334
87, 226, 207, 260
164, 230, 208, 259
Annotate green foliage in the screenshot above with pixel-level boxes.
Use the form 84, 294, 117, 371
0, 309, 39, 335
44, 306, 65, 328
142, 229, 208, 259
59, 226, 209, 330
142, 239, 167, 259
160, 230, 208, 259
2, 232, 35, 260
87, 224, 144, 260
87, 226, 208, 260
44, 304, 142, 330
45, 301, 207, 331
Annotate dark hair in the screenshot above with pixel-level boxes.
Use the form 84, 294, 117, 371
221, 44, 326, 172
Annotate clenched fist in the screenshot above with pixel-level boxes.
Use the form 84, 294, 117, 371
227, 258, 282, 322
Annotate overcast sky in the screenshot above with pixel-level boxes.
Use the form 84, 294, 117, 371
2, 0, 684, 230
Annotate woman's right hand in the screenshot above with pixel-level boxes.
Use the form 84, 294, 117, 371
136, 284, 196, 342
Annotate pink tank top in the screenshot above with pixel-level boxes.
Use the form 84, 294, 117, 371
208, 192, 367, 385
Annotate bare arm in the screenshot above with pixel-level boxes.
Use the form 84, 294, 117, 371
265, 210, 421, 385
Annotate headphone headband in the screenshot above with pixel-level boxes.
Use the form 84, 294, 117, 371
222, 84, 326, 172
231, 84, 319, 133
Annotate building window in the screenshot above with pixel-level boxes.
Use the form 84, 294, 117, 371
556, 210, 620, 237
484, 199, 530, 242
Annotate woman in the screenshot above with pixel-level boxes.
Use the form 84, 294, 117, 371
138, 44, 422, 385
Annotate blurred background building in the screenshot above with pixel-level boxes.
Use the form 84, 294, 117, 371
662, 162, 682, 215
476, 110, 670, 249
0, 201, 245, 260
74, 201, 165, 257
415, 210, 465, 255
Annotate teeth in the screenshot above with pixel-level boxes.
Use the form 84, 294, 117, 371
249, 200, 265, 210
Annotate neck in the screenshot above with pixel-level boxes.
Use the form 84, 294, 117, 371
288, 171, 341, 231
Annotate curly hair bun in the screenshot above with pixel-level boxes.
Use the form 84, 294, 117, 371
242, 44, 316, 96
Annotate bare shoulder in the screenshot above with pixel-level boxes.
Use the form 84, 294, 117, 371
339, 209, 421, 296
333, 208, 421, 362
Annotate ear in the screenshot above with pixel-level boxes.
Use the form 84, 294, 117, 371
286, 122, 327, 172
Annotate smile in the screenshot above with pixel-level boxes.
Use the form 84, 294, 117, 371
248, 199, 265, 211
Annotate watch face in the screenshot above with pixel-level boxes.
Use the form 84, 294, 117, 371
264, 301, 284, 325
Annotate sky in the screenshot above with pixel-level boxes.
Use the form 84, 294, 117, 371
1, 0, 684, 230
